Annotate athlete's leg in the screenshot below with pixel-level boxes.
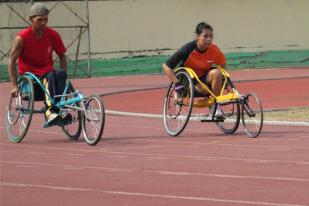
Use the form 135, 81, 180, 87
42, 70, 68, 125
206, 69, 224, 118
42, 71, 60, 124
54, 70, 67, 102
206, 68, 222, 96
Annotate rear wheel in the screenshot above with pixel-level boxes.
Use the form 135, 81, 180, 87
241, 93, 263, 138
61, 83, 82, 140
7, 76, 34, 143
163, 71, 194, 136
82, 95, 105, 146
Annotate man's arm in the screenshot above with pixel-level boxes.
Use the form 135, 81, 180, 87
58, 54, 67, 71
8, 36, 23, 97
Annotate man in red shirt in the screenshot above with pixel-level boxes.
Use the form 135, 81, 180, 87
8, 3, 70, 126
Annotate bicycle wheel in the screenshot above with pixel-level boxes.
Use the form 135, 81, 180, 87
82, 95, 105, 146
163, 70, 194, 136
216, 101, 240, 134
7, 76, 34, 143
216, 80, 240, 134
61, 83, 82, 140
241, 93, 263, 138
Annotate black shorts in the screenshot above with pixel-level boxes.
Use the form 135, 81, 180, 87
192, 74, 212, 89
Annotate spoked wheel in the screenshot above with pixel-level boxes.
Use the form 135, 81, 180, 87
61, 83, 82, 141
216, 80, 240, 134
82, 95, 105, 146
216, 101, 240, 134
7, 76, 34, 143
163, 70, 194, 136
241, 93, 263, 138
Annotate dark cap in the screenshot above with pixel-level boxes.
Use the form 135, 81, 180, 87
29, 3, 49, 17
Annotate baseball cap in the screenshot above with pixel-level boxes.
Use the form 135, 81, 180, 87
29, 3, 49, 17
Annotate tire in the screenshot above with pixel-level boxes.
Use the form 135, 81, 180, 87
163, 70, 194, 136
241, 93, 263, 138
61, 83, 82, 140
216, 101, 241, 134
82, 95, 105, 146
7, 76, 34, 143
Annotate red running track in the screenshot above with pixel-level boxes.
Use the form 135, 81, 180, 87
1, 68, 309, 206
104, 78, 309, 114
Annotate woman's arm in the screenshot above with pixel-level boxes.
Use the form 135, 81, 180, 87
162, 63, 179, 84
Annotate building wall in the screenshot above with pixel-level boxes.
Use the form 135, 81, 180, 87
1, 0, 309, 59
89, 0, 309, 57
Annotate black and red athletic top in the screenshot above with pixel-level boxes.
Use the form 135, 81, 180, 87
165, 40, 226, 77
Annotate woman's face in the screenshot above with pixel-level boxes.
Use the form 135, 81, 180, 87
196, 29, 213, 48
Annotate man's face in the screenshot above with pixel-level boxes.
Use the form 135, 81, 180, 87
30, 14, 48, 30
197, 29, 213, 48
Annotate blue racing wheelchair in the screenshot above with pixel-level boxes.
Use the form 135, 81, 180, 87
6, 72, 105, 146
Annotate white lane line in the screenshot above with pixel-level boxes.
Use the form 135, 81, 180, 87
1, 160, 309, 183
63, 167, 84, 170
97, 151, 309, 165
106, 110, 309, 127
1, 125, 309, 150
105, 155, 127, 158
15, 165, 38, 168
2, 129, 309, 151
1, 160, 133, 173
144, 170, 309, 182
1, 143, 309, 165
136, 139, 309, 150
28, 151, 47, 155
147, 156, 169, 160
0, 182, 306, 206
64, 153, 84, 156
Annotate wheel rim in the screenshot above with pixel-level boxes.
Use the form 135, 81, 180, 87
83, 95, 104, 145
216, 101, 240, 134
242, 93, 263, 138
7, 77, 34, 142
163, 71, 194, 136
61, 84, 82, 140
62, 109, 82, 140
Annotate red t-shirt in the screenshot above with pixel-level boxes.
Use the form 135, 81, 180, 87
18, 27, 66, 76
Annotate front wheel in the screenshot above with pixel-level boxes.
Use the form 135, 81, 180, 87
61, 83, 82, 140
163, 70, 194, 136
241, 93, 263, 138
216, 101, 240, 134
7, 76, 34, 143
82, 95, 105, 146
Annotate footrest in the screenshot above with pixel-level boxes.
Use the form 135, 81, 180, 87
200, 118, 225, 122
197, 115, 225, 122
43, 119, 72, 128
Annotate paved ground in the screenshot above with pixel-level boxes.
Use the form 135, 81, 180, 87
1, 68, 309, 206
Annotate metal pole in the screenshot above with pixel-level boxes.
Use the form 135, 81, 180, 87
85, 0, 91, 78
74, 27, 82, 77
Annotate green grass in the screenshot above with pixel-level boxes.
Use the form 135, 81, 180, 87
1, 49, 308, 82
265, 107, 309, 122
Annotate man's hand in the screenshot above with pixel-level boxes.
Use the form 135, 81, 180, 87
175, 82, 185, 94
11, 86, 19, 97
